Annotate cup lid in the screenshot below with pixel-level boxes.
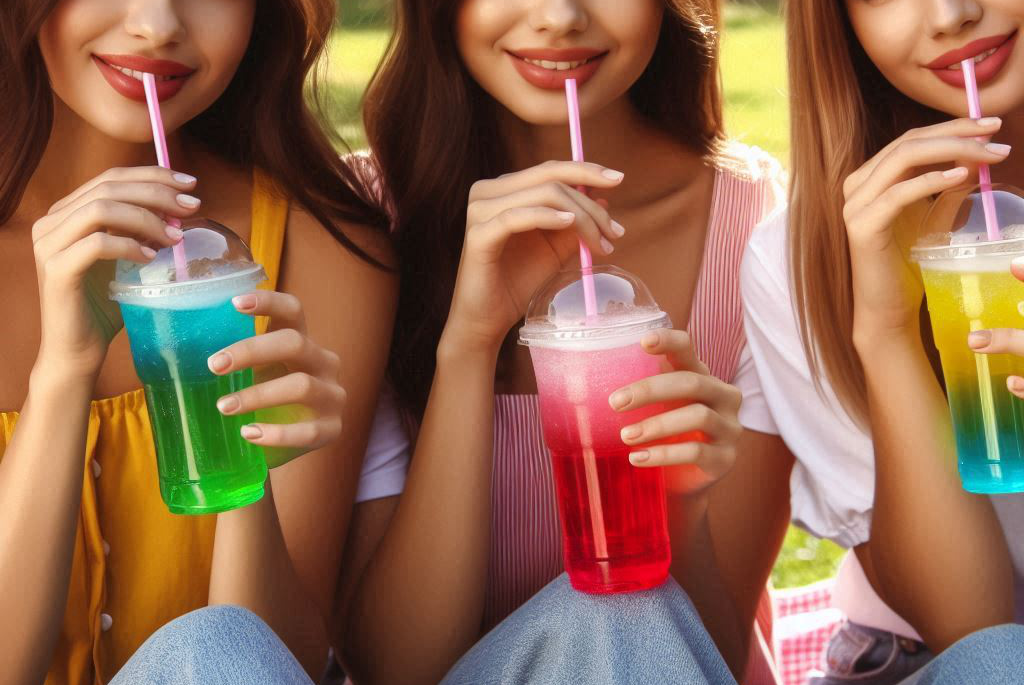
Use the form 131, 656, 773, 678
518, 265, 670, 347
913, 183, 1024, 260
109, 219, 266, 303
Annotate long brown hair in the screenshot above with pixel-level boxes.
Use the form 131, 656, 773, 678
785, 0, 940, 424
368, 0, 725, 415
0, 0, 388, 260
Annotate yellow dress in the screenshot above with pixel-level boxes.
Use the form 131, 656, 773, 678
0, 171, 289, 685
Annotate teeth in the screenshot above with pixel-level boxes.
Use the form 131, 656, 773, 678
948, 47, 999, 70
108, 64, 176, 81
524, 57, 589, 71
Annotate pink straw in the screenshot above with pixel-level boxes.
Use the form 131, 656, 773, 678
142, 73, 189, 281
961, 58, 1001, 242
564, 79, 598, 318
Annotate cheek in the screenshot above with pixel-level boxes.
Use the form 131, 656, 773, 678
848, 4, 918, 84
456, 0, 512, 69
189, 0, 255, 89
602, 0, 662, 65
39, 0, 115, 97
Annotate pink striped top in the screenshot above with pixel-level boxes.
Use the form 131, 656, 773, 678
486, 143, 786, 631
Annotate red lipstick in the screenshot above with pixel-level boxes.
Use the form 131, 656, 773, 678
927, 32, 1017, 88
92, 54, 196, 102
507, 48, 608, 90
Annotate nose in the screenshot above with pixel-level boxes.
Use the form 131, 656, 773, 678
528, 0, 589, 35
123, 0, 186, 47
927, 0, 983, 37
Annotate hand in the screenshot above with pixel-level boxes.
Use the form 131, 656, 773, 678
843, 117, 1008, 339
966, 259, 1024, 399
207, 291, 346, 468
443, 161, 626, 351
32, 166, 200, 380
608, 329, 742, 493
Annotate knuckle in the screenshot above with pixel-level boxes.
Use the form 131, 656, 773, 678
293, 372, 316, 396
335, 384, 348, 406
678, 372, 701, 397
281, 328, 307, 357
693, 403, 715, 425
323, 350, 342, 374
468, 179, 491, 201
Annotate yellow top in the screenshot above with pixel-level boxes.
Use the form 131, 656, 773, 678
0, 171, 288, 685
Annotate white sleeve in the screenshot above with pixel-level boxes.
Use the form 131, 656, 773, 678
739, 207, 875, 549
734, 343, 778, 435
355, 386, 410, 503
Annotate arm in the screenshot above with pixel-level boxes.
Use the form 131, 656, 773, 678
208, 213, 397, 675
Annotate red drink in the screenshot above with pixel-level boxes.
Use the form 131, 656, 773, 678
530, 337, 672, 593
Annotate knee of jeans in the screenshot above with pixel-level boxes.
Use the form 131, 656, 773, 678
958, 624, 1024, 655
170, 605, 268, 640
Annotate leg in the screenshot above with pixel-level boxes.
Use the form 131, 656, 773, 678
441, 573, 736, 685
110, 605, 313, 685
900, 624, 1024, 685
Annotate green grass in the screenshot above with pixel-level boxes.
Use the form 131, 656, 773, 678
322, 2, 844, 589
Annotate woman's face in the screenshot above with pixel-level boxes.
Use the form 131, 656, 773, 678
456, 0, 664, 125
846, 0, 1024, 117
39, 0, 255, 142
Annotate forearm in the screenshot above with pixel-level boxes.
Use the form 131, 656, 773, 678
209, 484, 327, 676
343, 339, 498, 685
0, 369, 94, 685
670, 492, 746, 677
858, 328, 1013, 649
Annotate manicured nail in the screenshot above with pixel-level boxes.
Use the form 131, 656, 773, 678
601, 169, 625, 181
1009, 376, 1024, 392
600, 237, 614, 254
173, 172, 197, 184
621, 425, 642, 441
610, 220, 626, 237
556, 211, 575, 223
232, 294, 258, 311
217, 396, 240, 414
208, 352, 231, 373
978, 117, 1002, 127
166, 225, 184, 240
968, 330, 991, 349
629, 451, 650, 464
241, 425, 263, 440
141, 246, 157, 259
609, 390, 632, 410
986, 143, 1012, 156
176, 193, 201, 208
943, 167, 968, 179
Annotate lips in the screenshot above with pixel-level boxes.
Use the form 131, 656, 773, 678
927, 31, 1018, 89
92, 54, 196, 102
507, 48, 608, 90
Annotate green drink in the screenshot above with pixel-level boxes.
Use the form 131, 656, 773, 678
111, 221, 268, 514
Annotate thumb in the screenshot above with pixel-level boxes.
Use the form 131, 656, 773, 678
1012, 257, 1024, 283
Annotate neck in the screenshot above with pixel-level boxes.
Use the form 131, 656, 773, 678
16, 97, 191, 223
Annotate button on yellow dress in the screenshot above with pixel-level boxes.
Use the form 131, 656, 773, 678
0, 171, 289, 685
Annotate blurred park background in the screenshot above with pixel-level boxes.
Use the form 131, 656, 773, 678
327, 0, 844, 588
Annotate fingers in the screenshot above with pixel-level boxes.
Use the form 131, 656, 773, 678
469, 205, 611, 258
43, 232, 155, 281
208, 328, 340, 377
642, 328, 709, 375
232, 290, 307, 334
968, 328, 1024, 356
620, 402, 737, 449
217, 371, 345, 415
240, 416, 342, 450
469, 161, 624, 202
628, 441, 734, 478
1008, 376, 1024, 400
34, 198, 183, 260
610, 369, 741, 417
48, 166, 198, 215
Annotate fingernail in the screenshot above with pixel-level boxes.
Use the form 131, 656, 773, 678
621, 425, 642, 441
986, 143, 1012, 156
166, 225, 184, 240
943, 167, 968, 179
601, 169, 625, 181
217, 396, 240, 414
1009, 376, 1024, 392
208, 352, 231, 373
609, 389, 632, 410
600, 237, 614, 254
610, 220, 626, 237
141, 246, 157, 259
232, 294, 258, 311
978, 117, 1002, 127
629, 451, 650, 464
176, 193, 201, 208
241, 425, 263, 440
968, 330, 991, 349
173, 172, 197, 184
556, 211, 575, 223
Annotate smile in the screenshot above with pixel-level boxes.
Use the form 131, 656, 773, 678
520, 57, 598, 72
507, 49, 609, 90
927, 31, 1018, 89
92, 54, 196, 103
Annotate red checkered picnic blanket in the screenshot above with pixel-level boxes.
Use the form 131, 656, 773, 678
771, 580, 844, 685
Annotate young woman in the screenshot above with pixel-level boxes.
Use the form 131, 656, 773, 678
342, 1, 797, 683
0, 1, 407, 683
739, 0, 1024, 682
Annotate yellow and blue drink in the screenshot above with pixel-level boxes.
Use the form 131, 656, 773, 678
916, 239, 1024, 493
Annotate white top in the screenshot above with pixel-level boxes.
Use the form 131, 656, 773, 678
356, 386, 410, 503
738, 206, 1024, 630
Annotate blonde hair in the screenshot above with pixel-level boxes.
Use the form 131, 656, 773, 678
784, 0, 939, 424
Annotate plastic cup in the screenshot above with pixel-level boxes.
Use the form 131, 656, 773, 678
110, 219, 269, 514
519, 265, 681, 593
913, 186, 1024, 493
